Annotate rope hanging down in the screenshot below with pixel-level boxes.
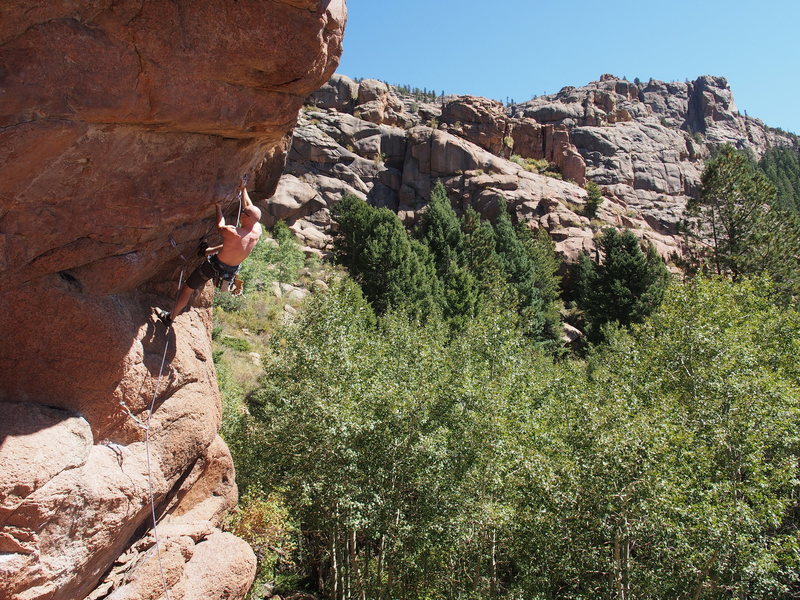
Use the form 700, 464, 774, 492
145, 332, 174, 600
128, 174, 248, 598
139, 255, 187, 600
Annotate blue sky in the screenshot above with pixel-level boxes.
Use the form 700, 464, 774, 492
338, 0, 800, 134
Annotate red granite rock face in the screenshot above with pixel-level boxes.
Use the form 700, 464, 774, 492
0, 1, 346, 599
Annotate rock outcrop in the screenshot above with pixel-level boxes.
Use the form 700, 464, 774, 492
260, 73, 795, 264
514, 74, 795, 233
0, 2, 345, 599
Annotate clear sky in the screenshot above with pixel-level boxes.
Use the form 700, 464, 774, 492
338, 0, 800, 134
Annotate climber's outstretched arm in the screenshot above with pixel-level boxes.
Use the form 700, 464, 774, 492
216, 203, 238, 238
240, 179, 254, 210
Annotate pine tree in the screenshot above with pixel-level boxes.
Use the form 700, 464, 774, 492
687, 145, 777, 279
415, 182, 481, 323
415, 182, 464, 278
584, 181, 603, 218
759, 146, 800, 213
684, 145, 800, 298
332, 195, 443, 321
523, 228, 563, 341
461, 207, 506, 290
577, 228, 670, 340
492, 205, 563, 342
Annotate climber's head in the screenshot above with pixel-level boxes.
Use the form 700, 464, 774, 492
240, 205, 261, 226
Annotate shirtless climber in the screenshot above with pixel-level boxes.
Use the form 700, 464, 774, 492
155, 181, 262, 327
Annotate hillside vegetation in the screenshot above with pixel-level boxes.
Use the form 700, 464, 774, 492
216, 131, 800, 600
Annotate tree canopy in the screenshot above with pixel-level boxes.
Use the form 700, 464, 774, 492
332, 185, 563, 344
223, 276, 800, 600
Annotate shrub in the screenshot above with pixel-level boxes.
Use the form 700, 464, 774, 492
238, 222, 304, 293
220, 336, 252, 352
225, 490, 298, 599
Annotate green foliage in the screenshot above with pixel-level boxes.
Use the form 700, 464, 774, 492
223, 276, 800, 600
332, 195, 443, 321
415, 182, 464, 278
759, 146, 800, 213
513, 277, 800, 599
390, 82, 439, 103
577, 228, 670, 341
415, 182, 482, 323
333, 191, 564, 343
226, 490, 299, 599
491, 206, 563, 343
683, 145, 800, 299
584, 181, 603, 218
522, 227, 564, 343
687, 145, 777, 278
510, 154, 562, 179
219, 336, 252, 352
237, 221, 305, 294
243, 279, 553, 600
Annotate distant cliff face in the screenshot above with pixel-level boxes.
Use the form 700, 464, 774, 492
260, 73, 796, 264
514, 74, 794, 232
0, 2, 345, 599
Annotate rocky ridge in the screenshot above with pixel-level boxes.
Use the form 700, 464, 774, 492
258, 73, 796, 264
0, 2, 344, 599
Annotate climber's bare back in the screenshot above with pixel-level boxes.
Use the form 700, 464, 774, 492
216, 223, 262, 266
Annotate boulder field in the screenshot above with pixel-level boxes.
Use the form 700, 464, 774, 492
0, 2, 345, 599
260, 73, 795, 263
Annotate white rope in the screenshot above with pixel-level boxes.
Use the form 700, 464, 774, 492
141, 263, 185, 600
145, 332, 173, 600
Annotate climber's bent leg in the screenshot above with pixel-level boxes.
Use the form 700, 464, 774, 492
171, 284, 195, 318
155, 259, 216, 326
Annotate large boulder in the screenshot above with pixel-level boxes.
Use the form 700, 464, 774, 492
308, 73, 359, 112
354, 79, 408, 127
0, 1, 345, 599
440, 96, 510, 155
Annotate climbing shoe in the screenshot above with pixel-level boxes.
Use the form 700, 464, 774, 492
154, 308, 172, 327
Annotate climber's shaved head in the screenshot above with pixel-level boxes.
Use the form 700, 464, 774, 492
241, 205, 261, 223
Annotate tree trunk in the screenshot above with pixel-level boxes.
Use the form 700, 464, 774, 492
491, 528, 498, 599
345, 530, 351, 600
331, 528, 339, 600
349, 529, 366, 600
376, 535, 385, 600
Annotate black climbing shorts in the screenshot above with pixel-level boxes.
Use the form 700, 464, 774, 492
186, 255, 240, 289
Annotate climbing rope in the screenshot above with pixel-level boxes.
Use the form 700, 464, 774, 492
145, 332, 173, 600
126, 174, 248, 598
235, 173, 249, 228
141, 258, 187, 600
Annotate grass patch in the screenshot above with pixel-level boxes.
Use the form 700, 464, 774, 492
219, 336, 252, 352
510, 154, 563, 179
